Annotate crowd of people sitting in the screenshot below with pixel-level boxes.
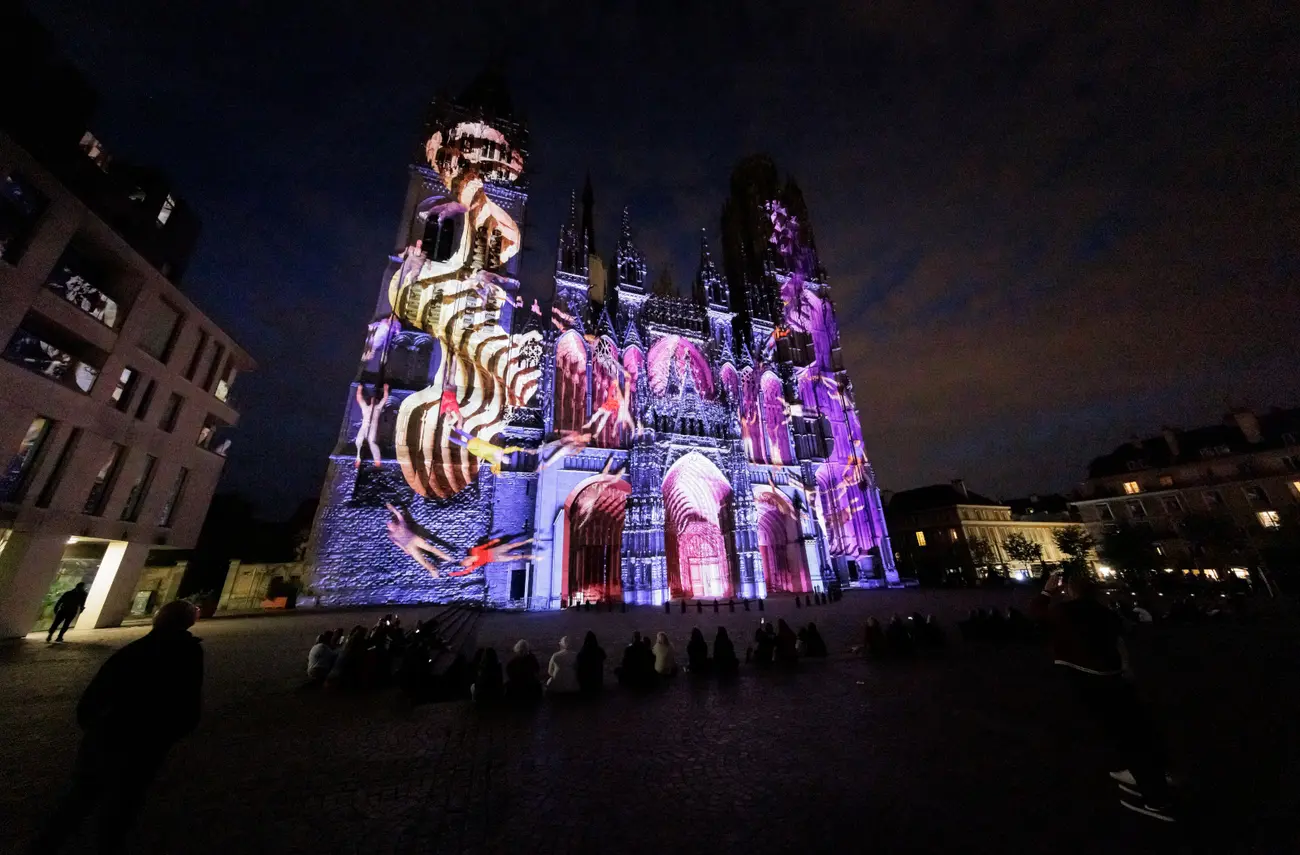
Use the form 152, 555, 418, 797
306, 613, 476, 699
858, 612, 947, 657
955, 606, 1038, 643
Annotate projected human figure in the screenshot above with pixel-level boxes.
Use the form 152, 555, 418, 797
582, 378, 634, 437
530, 429, 595, 472
354, 384, 389, 469
448, 534, 539, 576
385, 503, 451, 576
449, 426, 524, 475
439, 385, 462, 427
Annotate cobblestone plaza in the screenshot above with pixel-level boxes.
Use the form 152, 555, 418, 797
3, 590, 1297, 854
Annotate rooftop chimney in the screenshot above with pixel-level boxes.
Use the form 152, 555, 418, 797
1231, 409, 1263, 444
951, 478, 968, 499
1162, 427, 1180, 457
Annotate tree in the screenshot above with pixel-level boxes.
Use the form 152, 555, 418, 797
1003, 532, 1044, 577
1099, 523, 1159, 588
1178, 512, 1247, 576
1052, 525, 1095, 578
966, 535, 1003, 584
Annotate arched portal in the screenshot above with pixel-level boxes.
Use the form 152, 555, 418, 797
562, 473, 631, 603
554, 331, 588, 433
662, 452, 735, 599
755, 488, 811, 593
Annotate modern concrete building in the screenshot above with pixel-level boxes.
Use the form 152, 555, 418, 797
0, 11, 253, 636
886, 481, 1078, 584
1072, 408, 1300, 579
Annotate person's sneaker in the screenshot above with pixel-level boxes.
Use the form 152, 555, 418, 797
1121, 799, 1176, 823
1117, 782, 1142, 797
1111, 769, 1178, 786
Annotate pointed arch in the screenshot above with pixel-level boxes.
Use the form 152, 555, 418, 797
561, 471, 631, 604
662, 452, 735, 599
754, 486, 811, 593
554, 330, 588, 433
760, 371, 793, 465
591, 335, 624, 448
739, 367, 764, 463
647, 335, 714, 398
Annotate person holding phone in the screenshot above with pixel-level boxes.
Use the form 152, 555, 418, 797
1030, 569, 1176, 822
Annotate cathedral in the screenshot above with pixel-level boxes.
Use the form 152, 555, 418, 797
305, 74, 897, 609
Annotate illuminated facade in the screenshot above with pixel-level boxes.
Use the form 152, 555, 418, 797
306, 76, 895, 608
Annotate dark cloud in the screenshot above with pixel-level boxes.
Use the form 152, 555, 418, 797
34, 0, 1300, 513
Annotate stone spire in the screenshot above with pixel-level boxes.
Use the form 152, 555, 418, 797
693, 229, 729, 312
555, 190, 587, 276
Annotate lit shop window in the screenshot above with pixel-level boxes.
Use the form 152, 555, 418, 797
157, 194, 176, 227
0, 416, 53, 502
1231, 568, 1250, 580
1122, 481, 1140, 494
1204, 568, 1220, 581
915, 531, 927, 547
1257, 510, 1280, 529
948, 528, 958, 543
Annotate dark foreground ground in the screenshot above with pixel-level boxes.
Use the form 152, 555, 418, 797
2, 589, 1297, 855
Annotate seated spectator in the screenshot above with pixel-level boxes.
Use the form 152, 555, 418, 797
616, 631, 655, 688
652, 631, 678, 676
796, 625, 809, 656
713, 627, 739, 675
957, 609, 980, 641
919, 615, 946, 647
863, 617, 885, 657
505, 639, 542, 704
575, 631, 606, 694
547, 636, 580, 694
1132, 604, 1154, 623
472, 647, 504, 704
885, 614, 914, 656
1006, 606, 1033, 641
984, 607, 1008, 642
307, 632, 337, 682
803, 622, 828, 657
686, 627, 711, 674
327, 626, 368, 691
753, 621, 776, 667
774, 619, 798, 666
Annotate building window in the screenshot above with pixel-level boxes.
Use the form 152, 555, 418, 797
948, 528, 958, 543
36, 428, 81, 508
138, 300, 183, 363
1204, 490, 1224, 508
159, 393, 184, 432
0, 171, 48, 264
1292, 480, 1300, 499
45, 247, 121, 328
1204, 568, 1220, 581
185, 330, 210, 380
1244, 485, 1268, 503
214, 363, 237, 403
203, 344, 226, 391
158, 467, 189, 527
1127, 499, 1147, 519
1154, 543, 1165, 556
111, 367, 140, 411
156, 194, 176, 227
83, 443, 125, 516
915, 531, 927, 547
120, 455, 157, 522
196, 414, 230, 455
1257, 510, 1281, 529
1162, 496, 1182, 514
1122, 481, 1140, 494
0, 416, 54, 503
134, 379, 157, 420
1097, 503, 1114, 521
3, 325, 100, 393
1158, 475, 1173, 488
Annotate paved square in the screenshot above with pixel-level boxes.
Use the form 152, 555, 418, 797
2, 590, 1297, 854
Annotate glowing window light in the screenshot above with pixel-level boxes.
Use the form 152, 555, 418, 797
1204, 568, 1220, 581
1096, 565, 1115, 578
1257, 510, 1281, 529
915, 531, 927, 547
1232, 567, 1250, 580
1122, 481, 1140, 494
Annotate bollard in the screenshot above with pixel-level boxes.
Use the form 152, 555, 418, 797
680, 599, 687, 614
664, 600, 671, 614
561, 598, 568, 609
804, 594, 811, 607
621, 602, 627, 613
744, 599, 751, 611
696, 600, 703, 614
795, 596, 802, 608
713, 600, 719, 613
729, 599, 736, 613
758, 598, 765, 612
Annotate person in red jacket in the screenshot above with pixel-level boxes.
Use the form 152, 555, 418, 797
1031, 570, 1176, 823
29, 600, 204, 853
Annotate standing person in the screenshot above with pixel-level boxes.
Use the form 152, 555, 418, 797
46, 583, 88, 643
29, 601, 203, 854
1031, 570, 1176, 822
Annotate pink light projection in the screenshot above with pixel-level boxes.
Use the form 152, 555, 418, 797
755, 488, 811, 593
647, 335, 714, 398
759, 371, 793, 465
662, 452, 735, 599
590, 336, 624, 449
554, 330, 588, 433
563, 473, 631, 604
739, 366, 764, 463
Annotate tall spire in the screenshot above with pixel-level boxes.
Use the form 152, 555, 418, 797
581, 172, 596, 258
613, 206, 647, 294
555, 189, 587, 276
693, 229, 729, 311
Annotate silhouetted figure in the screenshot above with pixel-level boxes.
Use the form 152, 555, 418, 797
885, 614, 914, 656
984, 607, 1008, 642
712, 628, 739, 675
863, 617, 885, 657
328, 626, 369, 691
31, 601, 202, 855
1006, 606, 1033, 641
686, 627, 711, 674
472, 647, 504, 704
575, 631, 606, 694
775, 619, 799, 666
505, 639, 542, 704
803, 622, 828, 657
616, 631, 656, 689
753, 621, 776, 667
919, 615, 946, 648
46, 583, 88, 643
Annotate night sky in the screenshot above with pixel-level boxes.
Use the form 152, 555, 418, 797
34, 1, 1300, 516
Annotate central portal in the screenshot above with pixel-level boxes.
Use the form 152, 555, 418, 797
663, 452, 736, 599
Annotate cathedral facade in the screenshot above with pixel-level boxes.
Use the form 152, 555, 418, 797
306, 77, 896, 609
